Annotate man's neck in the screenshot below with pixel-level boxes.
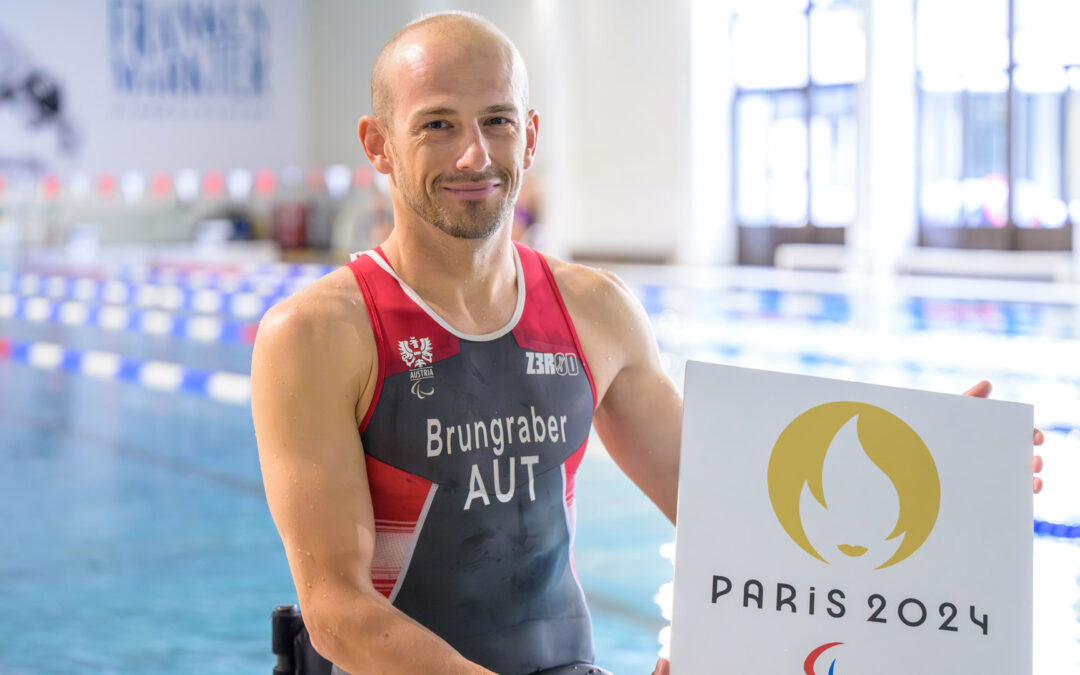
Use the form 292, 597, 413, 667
379, 223, 520, 336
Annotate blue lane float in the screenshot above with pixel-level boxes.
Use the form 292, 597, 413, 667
120, 261, 334, 281
0, 336, 251, 404
0, 283, 285, 319
634, 284, 852, 324
0, 294, 260, 343
636, 283, 1076, 338
12, 261, 335, 285
0, 274, 299, 314
0, 269, 318, 296
1034, 520, 1080, 539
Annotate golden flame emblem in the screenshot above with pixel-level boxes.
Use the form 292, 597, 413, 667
767, 402, 940, 569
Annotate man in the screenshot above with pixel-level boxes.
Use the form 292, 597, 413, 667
251, 12, 1042, 675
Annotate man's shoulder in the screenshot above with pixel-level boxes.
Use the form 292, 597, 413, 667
255, 266, 375, 365
539, 254, 655, 398
541, 254, 641, 321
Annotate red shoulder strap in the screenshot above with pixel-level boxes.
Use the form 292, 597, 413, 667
346, 254, 388, 431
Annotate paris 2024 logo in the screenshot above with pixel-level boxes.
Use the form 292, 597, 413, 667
757, 402, 990, 672
770, 402, 940, 672
767, 401, 941, 570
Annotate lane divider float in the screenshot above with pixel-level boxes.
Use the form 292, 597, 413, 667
0, 294, 259, 343
0, 287, 283, 320
0, 273, 301, 311
0, 336, 250, 405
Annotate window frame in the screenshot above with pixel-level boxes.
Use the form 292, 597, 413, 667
731, 0, 861, 265
915, 0, 1075, 251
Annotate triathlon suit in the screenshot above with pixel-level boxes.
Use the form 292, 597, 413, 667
343, 242, 600, 674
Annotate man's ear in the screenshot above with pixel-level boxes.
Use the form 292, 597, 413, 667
522, 109, 539, 170
358, 116, 393, 175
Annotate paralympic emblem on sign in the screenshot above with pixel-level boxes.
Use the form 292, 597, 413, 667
767, 402, 941, 569
803, 642, 843, 674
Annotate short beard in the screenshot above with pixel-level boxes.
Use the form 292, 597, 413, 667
396, 164, 516, 241
427, 196, 514, 240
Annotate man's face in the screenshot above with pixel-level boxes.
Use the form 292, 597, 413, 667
383, 38, 534, 240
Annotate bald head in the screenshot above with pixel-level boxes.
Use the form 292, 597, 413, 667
371, 11, 529, 127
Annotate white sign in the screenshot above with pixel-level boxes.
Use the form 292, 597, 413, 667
670, 363, 1033, 674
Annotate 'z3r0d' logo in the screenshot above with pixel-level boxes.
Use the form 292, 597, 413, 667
525, 351, 580, 376
399, 336, 434, 399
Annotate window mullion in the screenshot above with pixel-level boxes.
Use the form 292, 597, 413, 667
805, 0, 813, 229
1006, 0, 1015, 235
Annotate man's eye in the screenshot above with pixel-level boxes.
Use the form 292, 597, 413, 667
424, 120, 448, 130
488, 117, 510, 125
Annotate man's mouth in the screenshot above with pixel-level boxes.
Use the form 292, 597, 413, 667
441, 181, 500, 199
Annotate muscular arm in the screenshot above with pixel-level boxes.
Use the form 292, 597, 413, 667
554, 262, 683, 524
251, 275, 494, 675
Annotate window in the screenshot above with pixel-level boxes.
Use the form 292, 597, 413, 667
916, 0, 1077, 249
731, 0, 864, 265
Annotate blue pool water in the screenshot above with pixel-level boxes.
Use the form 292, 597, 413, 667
1, 265, 1078, 673
0, 350, 672, 674
0, 366, 284, 673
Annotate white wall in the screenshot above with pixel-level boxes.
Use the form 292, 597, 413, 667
548, 0, 692, 262
305, 0, 410, 169
686, 0, 733, 266
852, 0, 918, 275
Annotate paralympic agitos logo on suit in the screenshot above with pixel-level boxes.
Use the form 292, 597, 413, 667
709, 401, 992, 664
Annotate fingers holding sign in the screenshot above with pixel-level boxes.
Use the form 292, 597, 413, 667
1032, 430, 1045, 494
963, 380, 1044, 494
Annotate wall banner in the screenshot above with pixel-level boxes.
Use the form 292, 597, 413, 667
0, 0, 305, 175
107, 0, 272, 118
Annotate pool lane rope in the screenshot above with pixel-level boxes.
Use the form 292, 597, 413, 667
0, 294, 259, 343
0, 336, 250, 405
0, 281, 288, 318
1034, 520, 1080, 539
16, 260, 335, 282
2, 265, 326, 291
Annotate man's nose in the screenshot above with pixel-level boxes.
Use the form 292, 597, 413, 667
456, 123, 492, 173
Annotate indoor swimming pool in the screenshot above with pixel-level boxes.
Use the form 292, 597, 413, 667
0, 260, 1077, 674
